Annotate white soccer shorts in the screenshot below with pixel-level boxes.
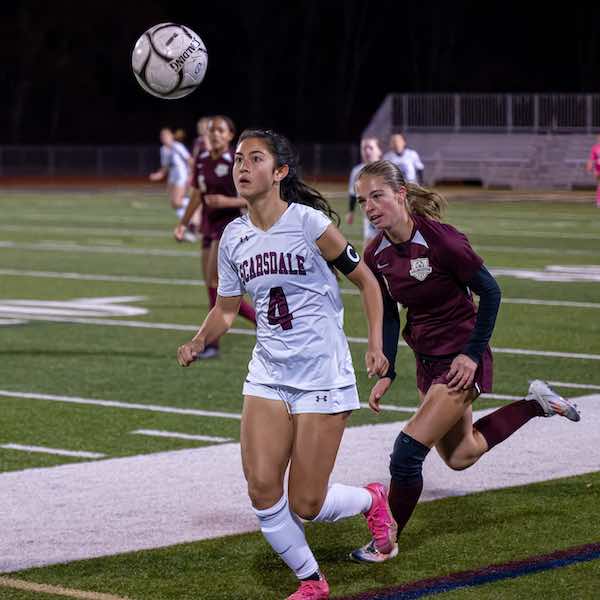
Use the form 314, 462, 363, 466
242, 381, 360, 415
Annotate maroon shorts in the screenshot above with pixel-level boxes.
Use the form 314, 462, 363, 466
200, 218, 230, 249
415, 346, 493, 395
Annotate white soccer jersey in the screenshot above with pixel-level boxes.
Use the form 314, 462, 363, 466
218, 202, 356, 390
349, 162, 377, 241
383, 148, 424, 183
160, 142, 190, 175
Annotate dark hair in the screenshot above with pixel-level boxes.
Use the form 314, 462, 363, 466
209, 115, 236, 137
357, 160, 446, 221
238, 128, 340, 226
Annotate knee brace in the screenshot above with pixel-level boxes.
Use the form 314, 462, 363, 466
389, 431, 430, 485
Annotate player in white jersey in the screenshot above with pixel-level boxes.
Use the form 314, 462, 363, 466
383, 133, 424, 184
177, 129, 398, 600
346, 137, 382, 242
149, 127, 198, 239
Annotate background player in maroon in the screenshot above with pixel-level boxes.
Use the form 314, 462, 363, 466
352, 160, 581, 562
191, 116, 211, 164
176, 116, 256, 357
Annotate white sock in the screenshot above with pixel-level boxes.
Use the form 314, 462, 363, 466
312, 483, 372, 523
175, 197, 190, 221
254, 495, 318, 579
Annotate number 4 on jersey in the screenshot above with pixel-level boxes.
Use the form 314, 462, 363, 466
268, 286, 293, 330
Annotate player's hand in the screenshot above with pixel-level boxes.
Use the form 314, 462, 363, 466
446, 353, 478, 391
149, 171, 162, 182
368, 377, 393, 414
177, 340, 203, 367
365, 348, 388, 379
205, 194, 225, 208
173, 223, 186, 242
345, 212, 354, 225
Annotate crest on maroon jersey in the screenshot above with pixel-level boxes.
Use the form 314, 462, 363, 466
409, 257, 432, 281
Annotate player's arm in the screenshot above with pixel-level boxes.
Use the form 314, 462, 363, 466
204, 195, 247, 209
177, 294, 242, 366
316, 224, 388, 379
414, 152, 425, 185
149, 167, 167, 181
174, 187, 203, 240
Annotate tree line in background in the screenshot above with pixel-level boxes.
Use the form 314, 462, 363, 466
1, 1, 598, 144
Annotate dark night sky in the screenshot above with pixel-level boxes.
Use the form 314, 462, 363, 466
1, 1, 599, 144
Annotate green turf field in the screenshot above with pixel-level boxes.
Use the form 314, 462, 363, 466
1, 187, 599, 599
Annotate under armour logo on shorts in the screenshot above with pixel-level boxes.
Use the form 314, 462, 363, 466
316, 395, 328, 402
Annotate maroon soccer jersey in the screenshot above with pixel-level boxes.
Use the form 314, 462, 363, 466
191, 148, 241, 239
364, 215, 484, 356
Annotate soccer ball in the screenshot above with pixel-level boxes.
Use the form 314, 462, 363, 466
131, 23, 208, 99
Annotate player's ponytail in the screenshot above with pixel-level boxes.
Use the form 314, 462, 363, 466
238, 129, 340, 226
357, 160, 446, 221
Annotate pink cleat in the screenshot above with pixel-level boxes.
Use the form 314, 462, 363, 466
363, 482, 397, 554
285, 575, 329, 599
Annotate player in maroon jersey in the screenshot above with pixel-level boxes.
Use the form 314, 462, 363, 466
176, 115, 256, 358
351, 160, 581, 562
191, 116, 211, 164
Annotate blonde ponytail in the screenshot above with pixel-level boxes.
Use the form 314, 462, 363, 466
405, 183, 446, 221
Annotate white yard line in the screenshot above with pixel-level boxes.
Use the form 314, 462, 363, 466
3, 238, 599, 259
0, 390, 242, 420
1, 311, 598, 361
131, 429, 233, 443
0, 577, 131, 600
0, 268, 204, 287
4, 222, 600, 240
345, 238, 599, 256
0, 240, 198, 257
547, 380, 600, 391
0, 444, 105, 459
0, 223, 172, 238
1, 394, 598, 573
3, 268, 600, 309
0, 388, 577, 426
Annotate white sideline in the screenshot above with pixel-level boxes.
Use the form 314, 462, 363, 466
130, 430, 233, 443
0, 444, 105, 459
3, 267, 600, 308
0, 394, 598, 573
0, 390, 242, 420
0, 311, 599, 361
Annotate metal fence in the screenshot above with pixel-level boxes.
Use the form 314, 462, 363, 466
365, 93, 600, 135
0, 144, 359, 178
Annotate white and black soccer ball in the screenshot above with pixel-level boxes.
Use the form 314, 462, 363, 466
131, 23, 208, 99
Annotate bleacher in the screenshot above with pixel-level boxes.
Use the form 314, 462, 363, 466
364, 94, 600, 189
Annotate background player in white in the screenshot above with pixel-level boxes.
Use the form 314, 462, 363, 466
177, 129, 396, 600
346, 137, 382, 242
383, 133, 424, 184
149, 127, 199, 239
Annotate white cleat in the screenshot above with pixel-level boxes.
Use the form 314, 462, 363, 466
349, 539, 399, 563
527, 380, 581, 422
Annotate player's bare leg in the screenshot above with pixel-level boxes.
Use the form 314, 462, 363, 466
194, 242, 220, 359
288, 411, 351, 519
291, 411, 396, 566
241, 395, 293, 509
241, 396, 327, 598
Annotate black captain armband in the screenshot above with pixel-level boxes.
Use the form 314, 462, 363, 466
331, 243, 361, 275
